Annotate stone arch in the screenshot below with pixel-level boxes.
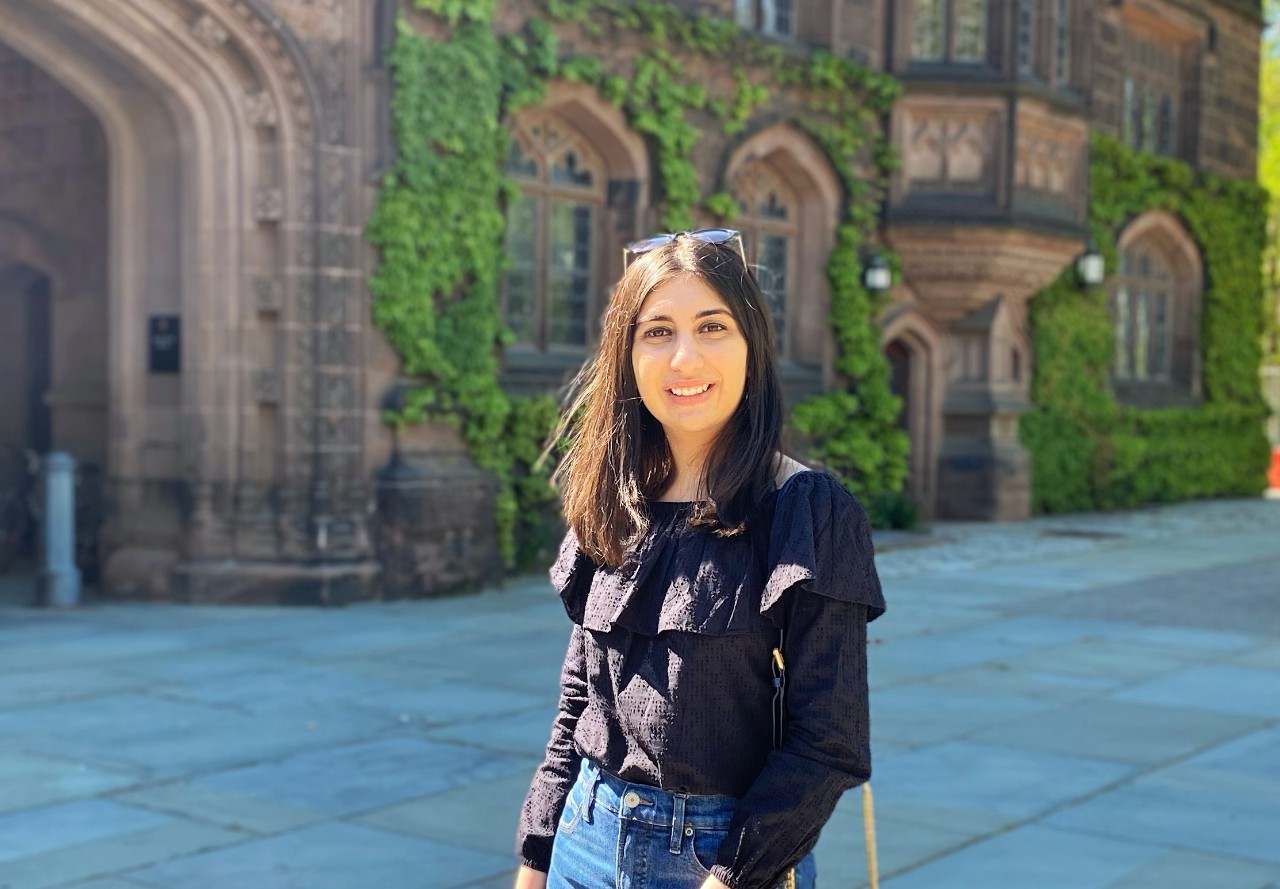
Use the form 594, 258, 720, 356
541, 81, 649, 184
0, 0, 360, 597
724, 123, 844, 224
723, 123, 842, 385
1116, 209, 1204, 285
880, 300, 946, 517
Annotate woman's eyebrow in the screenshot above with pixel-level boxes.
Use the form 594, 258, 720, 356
636, 308, 732, 324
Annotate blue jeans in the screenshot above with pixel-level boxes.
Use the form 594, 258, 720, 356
546, 757, 817, 889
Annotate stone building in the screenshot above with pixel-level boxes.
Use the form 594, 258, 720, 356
0, 0, 1262, 601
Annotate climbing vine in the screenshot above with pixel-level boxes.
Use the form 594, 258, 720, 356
368, 0, 908, 570
1020, 133, 1271, 511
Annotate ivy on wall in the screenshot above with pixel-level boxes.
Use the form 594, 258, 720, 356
1020, 133, 1271, 512
367, 18, 558, 568
368, 0, 909, 568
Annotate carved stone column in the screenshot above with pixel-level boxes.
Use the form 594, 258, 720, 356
934, 299, 1033, 521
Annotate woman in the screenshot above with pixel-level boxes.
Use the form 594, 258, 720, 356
513, 230, 885, 889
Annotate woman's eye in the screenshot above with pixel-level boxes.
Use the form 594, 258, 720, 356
643, 327, 670, 338
702, 322, 727, 333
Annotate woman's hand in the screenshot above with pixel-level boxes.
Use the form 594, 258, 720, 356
512, 865, 547, 889
698, 877, 732, 889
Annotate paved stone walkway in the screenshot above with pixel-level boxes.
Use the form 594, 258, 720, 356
1, 497, 1278, 889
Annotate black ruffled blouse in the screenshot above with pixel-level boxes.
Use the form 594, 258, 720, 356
516, 471, 886, 889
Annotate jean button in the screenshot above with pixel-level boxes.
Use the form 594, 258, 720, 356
623, 791, 641, 807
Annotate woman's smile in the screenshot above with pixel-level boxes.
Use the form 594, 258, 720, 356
666, 381, 713, 400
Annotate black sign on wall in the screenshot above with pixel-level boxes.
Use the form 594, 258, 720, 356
149, 316, 181, 374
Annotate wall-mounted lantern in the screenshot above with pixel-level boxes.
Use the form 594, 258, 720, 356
863, 253, 892, 294
1075, 240, 1105, 288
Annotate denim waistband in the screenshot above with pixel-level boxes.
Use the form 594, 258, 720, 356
578, 757, 740, 842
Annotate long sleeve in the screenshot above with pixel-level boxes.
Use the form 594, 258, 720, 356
709, 593, 871, 889
515, 621, 588, 872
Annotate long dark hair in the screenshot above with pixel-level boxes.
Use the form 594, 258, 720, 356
554, 237, 785, 568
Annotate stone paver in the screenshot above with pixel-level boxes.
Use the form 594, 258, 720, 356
0, 496, 1277, 888
0, 751, 140, 815
878, 824, 1171, 889
126, 822, 511, 889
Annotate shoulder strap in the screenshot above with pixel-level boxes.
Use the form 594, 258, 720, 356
769, 454, 806, 751
773, 453, 810, 491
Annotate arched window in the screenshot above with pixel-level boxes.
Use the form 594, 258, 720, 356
731, 162, 798, 358
503, 114, 604, 351
913, 0, 987, 63
1109, 215, 1202, 403
722, 125, 841, 386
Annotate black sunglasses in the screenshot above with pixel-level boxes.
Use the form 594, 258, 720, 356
622, 228, 748, 271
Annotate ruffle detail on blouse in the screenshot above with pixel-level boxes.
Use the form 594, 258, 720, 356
550, 528, 591, 625
552, 504, 765, 638
551, 472, 885, 636
761, 471, 887, 625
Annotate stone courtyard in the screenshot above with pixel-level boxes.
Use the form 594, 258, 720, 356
1, 496, 1278, 889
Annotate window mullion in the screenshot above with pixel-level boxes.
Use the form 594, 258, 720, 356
945, 0, 955, 63
536, 188, 550, 351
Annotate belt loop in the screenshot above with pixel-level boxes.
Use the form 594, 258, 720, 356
584, 760, 602, 823
670, 794, 687, 853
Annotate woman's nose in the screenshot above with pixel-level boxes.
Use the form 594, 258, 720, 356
669, 332, 704, 372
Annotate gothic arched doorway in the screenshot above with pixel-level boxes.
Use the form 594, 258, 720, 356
0, 0, 377, 601
881, 306, 944, 518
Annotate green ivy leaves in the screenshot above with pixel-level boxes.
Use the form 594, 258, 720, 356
372, 2, 911, 571
1022, 134, 1270, 512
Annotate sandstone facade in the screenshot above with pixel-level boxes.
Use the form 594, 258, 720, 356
0, 0, 1261, 599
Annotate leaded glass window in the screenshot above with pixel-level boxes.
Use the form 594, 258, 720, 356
503, 190, 538, 344
731, 162, 798, 359
1115, 287, 1131, 376
1113, 245, 1174, 381
913, 0, 986, 63
912, 0, 945, 59
954, 0, 987, 61
1157, 95, 1175, 156
1133, 288, 1150, 379
1122, 77, 1137, 147
1153, 290, 1169, 374
503, 114, 603, 351
1017, 0, 1035, 74
737, 0, 794, 38
763, 0, 794, 36
1054, 0, 1070, 83
1120, 32, 1183, 158
1142, 83, 1157, 153
758, 234, 790, 353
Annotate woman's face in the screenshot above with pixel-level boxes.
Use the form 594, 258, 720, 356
630, 274, 748, 452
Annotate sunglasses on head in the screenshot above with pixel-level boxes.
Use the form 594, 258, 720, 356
622, 228, 747, 272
